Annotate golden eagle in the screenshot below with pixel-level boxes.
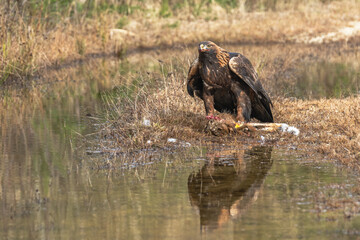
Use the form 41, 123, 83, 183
187, 41, 273, 123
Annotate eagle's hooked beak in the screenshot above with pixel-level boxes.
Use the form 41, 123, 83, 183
199, 44, 209, 52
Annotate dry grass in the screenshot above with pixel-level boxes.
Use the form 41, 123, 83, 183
275, 97, 360, 169
1, 0, 360, 86
124, 1, 360, 47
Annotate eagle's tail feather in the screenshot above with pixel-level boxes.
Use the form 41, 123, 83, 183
187, 84, 195, 97
253, 81, 274, 122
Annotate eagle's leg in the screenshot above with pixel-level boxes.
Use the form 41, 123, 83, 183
202, 87, 215, 119
231, 84, 251, 122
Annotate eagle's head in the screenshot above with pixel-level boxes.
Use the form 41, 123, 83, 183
198, 41, 218, 54
198, 41, 229, 66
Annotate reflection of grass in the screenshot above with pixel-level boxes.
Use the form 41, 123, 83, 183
0, 60, 126, 211
0, 58, 118, 158
294, 62, 360, 99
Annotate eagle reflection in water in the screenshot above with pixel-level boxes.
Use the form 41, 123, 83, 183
187, 146, 273, 232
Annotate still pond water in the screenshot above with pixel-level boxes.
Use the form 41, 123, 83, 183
1, 45, 360, 239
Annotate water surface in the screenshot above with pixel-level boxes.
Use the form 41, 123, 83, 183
2, 142, 360, 239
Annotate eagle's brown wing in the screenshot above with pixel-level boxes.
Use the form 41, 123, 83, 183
187, 58, 236, 114
187, 58, 203, 98
229, 54, 274, 122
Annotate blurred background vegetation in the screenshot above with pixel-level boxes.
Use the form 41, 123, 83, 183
0, 0, 354, 86
2, 0, 337, 24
